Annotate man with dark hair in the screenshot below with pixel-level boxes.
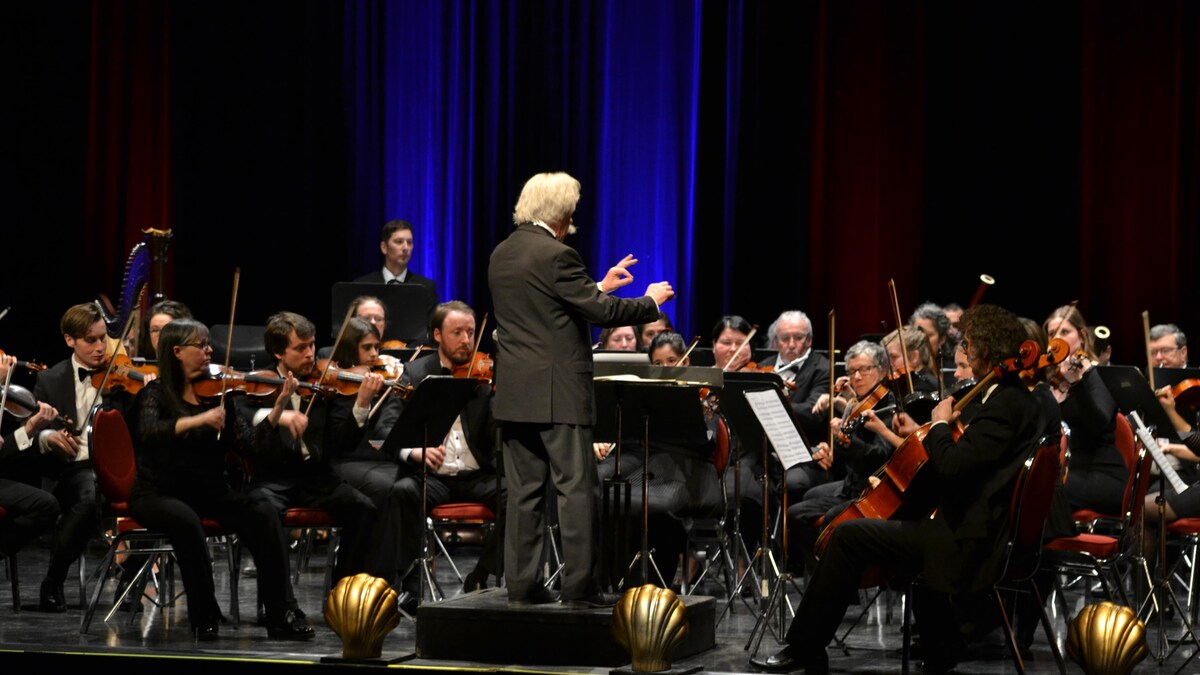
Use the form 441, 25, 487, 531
488, 171, 673, 608
755, 304, 1042, 674
391, 301, 505, 602
355, 219, 440, 303
237, 311, 384, 591
29, 302, 136, 611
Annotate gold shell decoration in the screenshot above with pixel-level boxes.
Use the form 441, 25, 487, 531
324, 573, 401, 660
610, 584, 689, 672
1066, 601, 1148, 675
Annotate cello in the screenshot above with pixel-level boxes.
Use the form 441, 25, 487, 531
813, 339, 1041, 567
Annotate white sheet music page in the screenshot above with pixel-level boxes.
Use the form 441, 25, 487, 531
1129, 410, 1190, 495
744, 389, 811, 470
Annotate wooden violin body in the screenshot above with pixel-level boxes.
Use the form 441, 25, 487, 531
1171, 379, 1200, 412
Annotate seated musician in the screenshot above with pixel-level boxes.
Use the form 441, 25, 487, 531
354, 219, 440, 302
130, 319, 314, 640
0, 355, 60, 567
596, 325, 638, 352
392, 301, 506, 599
594, 324, 640, 478
1149, 323, 1188, 369
635, 312, 673, 351
762, 311, 831, 504
30, 302, 136, 612
136, 299, 193, 361
1044, 304, 1127, 518
756, 304, 1044, 674
910, 301, 956, 376
234, 312, 383, 590
788, 340, 896, 567
614, 331, 723, 588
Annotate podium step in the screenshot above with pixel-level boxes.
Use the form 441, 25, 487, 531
415, 587, 716, 667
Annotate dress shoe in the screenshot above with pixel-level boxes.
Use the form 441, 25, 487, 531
564, 592, 616, 609
507, 585, 561, 607
39, 579, 66, 613
266, 608, 315, 641
194, 624, 219, 642
750, 646, 828, 674
462, 568, 489, 593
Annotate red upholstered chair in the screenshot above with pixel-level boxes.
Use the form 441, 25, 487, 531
1163, 517, 1200, 625
1043, 419, 1155, 612
281, 507, 340, 588
426, 501, 497, 598
82, 409, 240, 633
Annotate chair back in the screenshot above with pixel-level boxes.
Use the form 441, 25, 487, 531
713, 415, 731, 478
1001, 436, 1063, 581
89, 408, 137, 506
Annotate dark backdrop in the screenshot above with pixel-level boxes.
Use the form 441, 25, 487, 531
4, 1, 1197, 371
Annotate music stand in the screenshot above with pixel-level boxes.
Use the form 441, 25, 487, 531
594, 378, 711, 588
713, 371, 796, 623
331, 282, 435, 344
1096, 366, 1182, 443
378, 375, 481, 610
593, 362, 721, 591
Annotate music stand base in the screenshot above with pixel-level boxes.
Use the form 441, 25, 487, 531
320, 653, 417, 665
611, 666, 702, 675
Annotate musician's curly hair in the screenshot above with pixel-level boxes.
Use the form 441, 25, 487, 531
961, 304, 1025, 370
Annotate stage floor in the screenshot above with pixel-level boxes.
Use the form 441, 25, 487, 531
0, 534, 1194, 673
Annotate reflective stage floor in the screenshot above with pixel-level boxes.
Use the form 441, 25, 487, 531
0, 533, 1196, 674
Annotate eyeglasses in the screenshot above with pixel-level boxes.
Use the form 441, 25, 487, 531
846, 365, 879, 377
1150, 347, 1179, 357
182, 340, 212, 350
777, 333, 810, 344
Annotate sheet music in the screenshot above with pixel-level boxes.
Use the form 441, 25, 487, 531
1129, 411, 1190, 496
744, 389, 811, 470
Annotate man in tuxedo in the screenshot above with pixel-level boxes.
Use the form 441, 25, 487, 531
237, 312, 382, 588
0, 356, 60, 565
487, 171, 673, 607
30, 302, 135, 611
393, 301, 504, 598
355, 219, 439, 322
764, 311, 832, 503
754, 304, 1042, 674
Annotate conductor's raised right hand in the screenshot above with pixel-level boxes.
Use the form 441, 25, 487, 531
645, 281, 674, 306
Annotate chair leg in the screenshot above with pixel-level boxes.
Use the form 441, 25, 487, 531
6, 553, 19, 612
992, 587, 1026, 675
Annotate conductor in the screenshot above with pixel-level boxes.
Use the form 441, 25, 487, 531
488, 171, 674, 607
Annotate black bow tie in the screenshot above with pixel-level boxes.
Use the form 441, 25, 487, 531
78, 367, 95, 382
387, 278, 401, 285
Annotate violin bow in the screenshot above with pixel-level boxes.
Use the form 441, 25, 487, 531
465, 313, 488, 379
887, 279, 915, 395
723, 325, 758, 372
1143, 310, 1155, 391
212, 269, 241, 441
305, 304, 356, 417
679, 335, 702, 364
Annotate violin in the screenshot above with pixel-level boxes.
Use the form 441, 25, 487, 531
1, 382, 75, 429
737, 361, 798, 392
306, 359, 411, 398
92, 353, 158, 395
372, 354, 405, 379
1170, 379, 1200, 412
0, 348, 47, 373
839, 381, 891, 435
192, 366, 336, 401
452, 352, 494, 381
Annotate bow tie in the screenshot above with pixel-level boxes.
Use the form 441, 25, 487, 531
78, 367, 96, 382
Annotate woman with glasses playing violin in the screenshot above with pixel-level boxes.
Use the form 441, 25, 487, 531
788, 340, 897, 569
130, 318, 315, 641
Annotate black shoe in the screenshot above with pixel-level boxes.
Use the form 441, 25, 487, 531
750, 646, 828, 674
194, 624, 219, 642
266, 608, 315, 641
39, 579, 66, 613
508, 585, 561, 607
564, 592, 616, 609
462, 568, 489, 593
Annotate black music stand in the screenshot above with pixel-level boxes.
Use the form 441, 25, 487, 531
378, 375, 481, 611
594, 379, 710, 589
1096, 366, 1181, 443
331, 282, 435, 344
714, 371, 799, 623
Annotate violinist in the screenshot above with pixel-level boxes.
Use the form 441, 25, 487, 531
910, 301, 956, 376
787, 340, 896, 566
763, 311, 831, 503
129, 319, 314, 640
756, 304, 1043, 675
235, 311, 382, 591
596, 325, 638, 351
392, 301, 504, 598
0, 355, 60, 565
711, 315, 754, 371
30, 302, 135, 612
1044, 304, 1126, 517
880, 325, 940, 429
136, 299, 192, 361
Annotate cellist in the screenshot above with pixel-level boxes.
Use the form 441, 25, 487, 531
755, 304, 1043, 674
